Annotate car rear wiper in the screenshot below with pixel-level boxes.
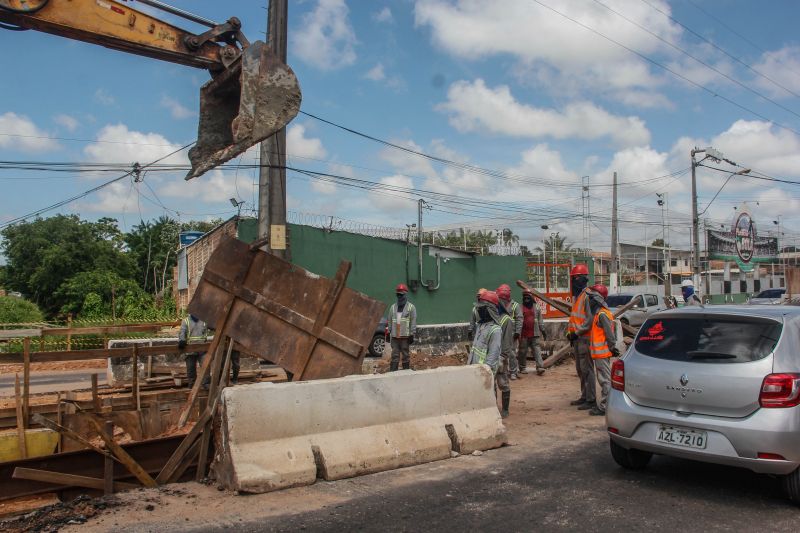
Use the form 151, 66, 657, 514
687, 351, 737, 359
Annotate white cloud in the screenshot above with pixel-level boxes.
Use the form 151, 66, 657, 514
364, 63, 386, 81
0, 112, 60, 152
292, 0, 357, 71
710, 120, 800, 178
160, 95, 195, 120
373, 6, 393, 23
379, 139, 438, 179
508, 144, 578, 186
414, 0, 680, 96
438, 79, 651, 147
752, 45, 800, 99
53, 114, 80, 132
83, 124, 186, 167
160, 168, 239, 204
94, 88, 115, 106
287, 124, 327, 160
371, 174, 417, 211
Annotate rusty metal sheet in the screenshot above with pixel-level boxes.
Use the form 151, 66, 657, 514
188, 237, 385, 380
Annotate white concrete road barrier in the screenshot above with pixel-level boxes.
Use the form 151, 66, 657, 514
212, 365, 507, 493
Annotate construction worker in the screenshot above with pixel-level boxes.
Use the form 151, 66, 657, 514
587, 284, 619, 416
681, 279, 702, 306
468, 288, 488, 340
518, 290, 547, 375
387, 283, 417, 371
178, 314, 209, 389
467, 290, 510, 418
497, 284, 523, 379
566, 264, 596, 411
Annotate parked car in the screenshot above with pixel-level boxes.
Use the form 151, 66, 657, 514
748, 288, 785, 305
606, 305, 800, 505
367, 317, 388, 357
606, 293, 664, 327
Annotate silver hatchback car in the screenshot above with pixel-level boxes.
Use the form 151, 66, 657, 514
606, 305, 800, 504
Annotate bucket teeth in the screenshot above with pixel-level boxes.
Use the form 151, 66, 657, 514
186, 41, 301, 180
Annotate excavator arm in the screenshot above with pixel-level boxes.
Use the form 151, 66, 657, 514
0, 0, 301, 179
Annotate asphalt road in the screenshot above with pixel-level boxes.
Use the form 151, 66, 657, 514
228, 439, 798, 532
0, 370, 105, 395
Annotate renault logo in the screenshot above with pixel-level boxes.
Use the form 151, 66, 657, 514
680, 373, 689, 386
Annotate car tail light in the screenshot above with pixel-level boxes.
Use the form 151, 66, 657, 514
607, 427, 619, 434
757, 452, 786, 460
759, 373, 800, 408
611, 359, 625, 391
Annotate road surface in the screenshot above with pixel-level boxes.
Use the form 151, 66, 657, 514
0, 370, 106, 396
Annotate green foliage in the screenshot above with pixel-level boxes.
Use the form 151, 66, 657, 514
0, 215, 135, 315
0, 295, 44, 324
432, 228, 499, 255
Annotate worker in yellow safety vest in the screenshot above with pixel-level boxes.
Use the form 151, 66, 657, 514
587, 284, 620, 416
387, 283, 417, 371
567, 264, 596, 411
467, 290, 510, 418
497, 283, 523, 379
468, 288, 488, 340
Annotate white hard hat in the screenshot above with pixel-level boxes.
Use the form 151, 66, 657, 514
681, 279, 694, 288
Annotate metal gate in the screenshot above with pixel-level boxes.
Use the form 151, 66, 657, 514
525, 262, 572, 318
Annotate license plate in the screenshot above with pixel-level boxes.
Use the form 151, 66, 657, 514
656, 425, 707, 449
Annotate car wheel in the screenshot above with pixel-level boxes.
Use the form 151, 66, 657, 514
784, 467, 800, 505
620, 317, 630, 326
368, 334, 385, 357
609, 439, 652, 470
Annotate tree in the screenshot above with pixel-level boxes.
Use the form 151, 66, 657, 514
534, 233, 574, 263
0, 296, 44, 324
0, 215, 136, 315
500, 228, 519, 246
433, 228, 499, 255
651, 238, 667, 247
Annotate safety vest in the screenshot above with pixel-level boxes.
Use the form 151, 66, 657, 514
183, 317, 207, 344
390, 302, 415, 338
568, 289, 590, 336
471, 324, 502, 365
590, 308, 614, 359
500, 314, 511, 326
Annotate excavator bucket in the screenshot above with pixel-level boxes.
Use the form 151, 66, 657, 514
186, 41, 301, 180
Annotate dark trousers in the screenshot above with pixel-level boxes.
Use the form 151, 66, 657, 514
185, 352, 210, 387
231, 350, 241, 383
390, 338, 411, 366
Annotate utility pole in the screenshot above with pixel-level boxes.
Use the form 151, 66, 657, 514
691, 148, 703, 288
259, 0, 288, 258
581, 175, 590, 254
610, 171, 618, 293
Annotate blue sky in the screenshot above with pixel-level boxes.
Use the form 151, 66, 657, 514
2, 0, 800, 252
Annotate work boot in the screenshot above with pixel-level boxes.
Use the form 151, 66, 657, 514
402, 361, 411, 370
577, 401, 596, 411
570, 398, 587, 406
519, 368, 529, 374
389, 361, 399, 372
536, 368, 545, 376
589, 406, 606, 416
501, 391, 511, 419
510, 373, 518, 380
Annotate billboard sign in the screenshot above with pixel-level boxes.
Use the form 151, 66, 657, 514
706, 204, 778, 272
179, 231, 205, 247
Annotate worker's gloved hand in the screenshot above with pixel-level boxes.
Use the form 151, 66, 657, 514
178, 340, 187, 349
513, 333, 520, 341
567, 332, 578, 342
611, 348, 621, 358
409, 335, 415, 345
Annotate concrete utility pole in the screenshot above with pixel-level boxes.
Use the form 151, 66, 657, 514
691, 148, 703, 288
610, 171, 618, 293
258, 0, 288, 258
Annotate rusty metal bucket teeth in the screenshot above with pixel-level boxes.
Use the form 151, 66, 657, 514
186, 41, 301, 180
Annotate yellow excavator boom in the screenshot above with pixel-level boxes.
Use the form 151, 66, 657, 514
0, 0, 301, 179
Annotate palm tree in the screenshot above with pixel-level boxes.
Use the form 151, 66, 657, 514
501, 228, 519, 246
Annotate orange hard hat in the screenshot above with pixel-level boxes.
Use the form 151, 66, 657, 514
570, 264, 589, 276
480, 290, 500, 305
591, 284, 608, 299
395, 283, 409, 293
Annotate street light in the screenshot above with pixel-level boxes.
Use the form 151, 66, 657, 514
656, 193, 668, 292
229, 198, 244, 217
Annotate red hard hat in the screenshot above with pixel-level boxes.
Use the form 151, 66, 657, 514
480, 290, 500, 306
496, 284, 511, 299
591, 284, 608, 299
570, 264, 589, 276
395, 283, 409, 293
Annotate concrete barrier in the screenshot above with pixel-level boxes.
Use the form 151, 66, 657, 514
212, 365, 507, 493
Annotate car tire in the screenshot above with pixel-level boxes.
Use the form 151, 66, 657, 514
368, 334, 385, 357
610, 439, 652, 470
784, 467, 800, 505
620, 317, 630, 327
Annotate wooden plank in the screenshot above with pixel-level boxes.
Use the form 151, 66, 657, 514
32, 414, 112, 459
41, 321, 179, 336
91, 374, 102, 413
196, 338, 233, 481
14, 375, 26, 460
516, 280, 572, 315
166, 436, 200, 484
132, 345, 140, 411
84, 416, 157, 488
104, 421, 114, 495
22, 339, 30, 428
0, 329, 41, 340
0, 342, 212, 364
13, 467, 138, 492
156, 409, 211, 484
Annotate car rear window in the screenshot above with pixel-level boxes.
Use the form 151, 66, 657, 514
607, 295, 632, 307
635, 316, 782, 363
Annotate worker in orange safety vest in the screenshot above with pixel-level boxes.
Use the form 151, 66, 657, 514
567, 264, 596, 411
587, 283, 620, 416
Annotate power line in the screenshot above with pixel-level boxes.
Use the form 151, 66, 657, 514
529, 0, 800, 137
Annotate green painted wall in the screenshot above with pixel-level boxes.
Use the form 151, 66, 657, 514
235, 219, 528, 325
